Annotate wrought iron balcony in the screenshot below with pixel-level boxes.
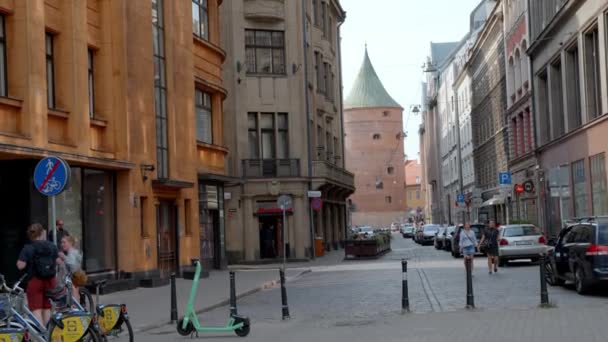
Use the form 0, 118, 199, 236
242, 159, 300, 178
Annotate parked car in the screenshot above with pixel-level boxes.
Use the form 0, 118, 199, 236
451, 223, 485, 258
420, 224, 440, 245
443, 226, 456, 251
434, 226, 447, 249
545, 217, 608, 294
497, 224, 547, 266
358, 226, 375, 239
401, 224, 415, 238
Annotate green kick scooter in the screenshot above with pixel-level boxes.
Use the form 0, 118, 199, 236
176, 260, 250, 338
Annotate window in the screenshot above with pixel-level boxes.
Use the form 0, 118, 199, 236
248, 113, 259, 158
46, 33, 55, 109
248, 112, 288, 159
565, 43, 582, 130
88, 49, 95, 117
408, 191, 413, 200
313, 0, 320, 27
387, 166, 394, 175
140, 196, 148, 238
321, 2, 327, 37
245, 30, 285, 75
315, 52, 325, 93
550, 58, 564, 138
153, 0, 169, 178
323, 62, 329, 97
192, 0, 209, 40
383, 111, 389, 117
537, 70, 549, 145
590, 153, 608, 215
277, 113, 288, 159
583, 26, 601, 120
416, 176, 420, 184
373, 133, 381, 140
385, 196, 392, 204
184, 199, 192, 236
518, 112, 525, 154
316, 124, 324, 152
333, 136, 338, 161
325, 131, 332, 160
416, 190, 420, 199
83, 169, 116, 272
572, 159, 589, 217
195, 89, 213, 144
0, 15, 6, 97
511, 118, 518, 157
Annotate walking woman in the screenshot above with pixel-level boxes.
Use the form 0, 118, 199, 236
479, 220, 500, 274
459, 223, 478, 273
59, 235, 85, 298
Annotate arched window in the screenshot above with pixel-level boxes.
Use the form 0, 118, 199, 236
508, 56, 515, 99
521, 40, 528, 88
373, 133, 381, 140
514, 49, 522, 95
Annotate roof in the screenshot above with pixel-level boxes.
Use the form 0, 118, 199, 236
430, 42, 459, 67
345, 48, 401, 109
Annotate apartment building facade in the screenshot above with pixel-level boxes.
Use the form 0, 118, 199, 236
220, 0, 354, 261
0, 0, 229, 284
528, 0, 608, 236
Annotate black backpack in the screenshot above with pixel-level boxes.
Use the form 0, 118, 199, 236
32, 242, 57, 279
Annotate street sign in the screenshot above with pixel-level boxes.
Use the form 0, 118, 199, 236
307, 191, 322, 198
457, 194, 465, 203
34, 156, 70, 196
514, 184, 524, 194
277, 195, 292, 209
524, 180, 535, 193
499, 172, 512, 185
311, 198, 323, 211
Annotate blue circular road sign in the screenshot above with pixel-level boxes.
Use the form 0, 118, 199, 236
33, 156, 70, 196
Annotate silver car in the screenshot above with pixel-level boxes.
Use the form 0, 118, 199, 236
498, 224, 547, 266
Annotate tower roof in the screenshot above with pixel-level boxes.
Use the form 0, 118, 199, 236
345, 48, 401, 110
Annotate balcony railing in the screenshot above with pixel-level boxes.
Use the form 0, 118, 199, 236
312, 160, 355, 188
242, 159, 300, 178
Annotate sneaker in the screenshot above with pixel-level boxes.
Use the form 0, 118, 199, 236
494, 267, 498, 273
488, 271, 492, 275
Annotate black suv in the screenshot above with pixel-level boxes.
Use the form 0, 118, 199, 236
545, 217, 608, 294
451, 223, 485, 258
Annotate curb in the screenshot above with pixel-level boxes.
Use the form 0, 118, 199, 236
134, 268, 312, 333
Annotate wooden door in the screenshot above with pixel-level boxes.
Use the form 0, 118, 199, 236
157, 201, 177, 277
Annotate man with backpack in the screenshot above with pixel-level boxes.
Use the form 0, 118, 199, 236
16, 223, 62, 326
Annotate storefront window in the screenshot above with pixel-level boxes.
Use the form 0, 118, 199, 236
49, 167, 82, 246
548, 166, 572, 235
572, 160, 589, 217
83, 169, 116, 272
590, 153, 608, 215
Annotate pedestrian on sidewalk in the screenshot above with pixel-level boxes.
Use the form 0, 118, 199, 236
59, 235, 85, 298
459, 222, 477, 273
48, 219, 70, 249
478, 220, 499, 274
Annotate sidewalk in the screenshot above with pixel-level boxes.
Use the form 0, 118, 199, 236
101, 250, 345, 333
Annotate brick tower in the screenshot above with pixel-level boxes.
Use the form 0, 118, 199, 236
345, 48, 406, 228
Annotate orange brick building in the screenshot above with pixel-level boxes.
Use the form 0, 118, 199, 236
344, 49, 407, 228
0, 0, 228, 285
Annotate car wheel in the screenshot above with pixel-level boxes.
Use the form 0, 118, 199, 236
545, 261, 564, 286
575, 267, 591, 295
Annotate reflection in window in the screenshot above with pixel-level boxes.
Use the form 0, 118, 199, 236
245, 30, 285, 74
83, 170, 116, 272
192, 0, 209, 40
195, 89, 213, 144
590, 153, 608, 215
572, 160, 589, 217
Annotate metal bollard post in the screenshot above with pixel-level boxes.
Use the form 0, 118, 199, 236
170, 273, 178, 323
465, 258, 475, 309
401, 259, 409, 313
229, 271, 238, 316
539, 254, 549, 306
280, 269, 290, 320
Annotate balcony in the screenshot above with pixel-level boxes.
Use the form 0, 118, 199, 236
312, 160, 355, 190
242, 159, 300, 178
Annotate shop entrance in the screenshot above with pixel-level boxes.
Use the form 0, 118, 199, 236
157, 201, 178, 277
258, 215, 286, 259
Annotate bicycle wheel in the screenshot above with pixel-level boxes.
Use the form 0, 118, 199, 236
101, 319, 134, 342
79, 288, 95, 313
47, 321, 101, 342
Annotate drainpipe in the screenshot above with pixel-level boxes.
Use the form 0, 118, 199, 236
337, 12, 346, 249
301, 0, 315, 259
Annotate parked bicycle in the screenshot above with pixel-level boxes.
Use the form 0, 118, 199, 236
89, 280, 133, 342
0, 273, 101, 342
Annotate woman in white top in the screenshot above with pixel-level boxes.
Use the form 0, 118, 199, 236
459, 223, 478, 273
59, 235, 83, 298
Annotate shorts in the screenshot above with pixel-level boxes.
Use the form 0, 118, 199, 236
26, 276, 56, 310
462, 246, 476, 256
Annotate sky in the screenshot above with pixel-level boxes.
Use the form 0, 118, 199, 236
340, 0, 485, 161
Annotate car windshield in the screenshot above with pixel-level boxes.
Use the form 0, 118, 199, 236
424, 226, 439, 233
597, 224, 608, 244
502, 225, 541, 237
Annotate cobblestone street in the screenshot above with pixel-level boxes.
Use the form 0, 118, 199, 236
141, 234, 608, 341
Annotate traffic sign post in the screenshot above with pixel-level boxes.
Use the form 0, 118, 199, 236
277, 195, 292, 271
34, 157, 70, 245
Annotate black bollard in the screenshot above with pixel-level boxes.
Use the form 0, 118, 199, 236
229, 271, 238, 316
401, 259, 409, 313
170, 273, 178, 323
280, 269, 290, 320
465, 258, 475, 309
539, 254, 549, 306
